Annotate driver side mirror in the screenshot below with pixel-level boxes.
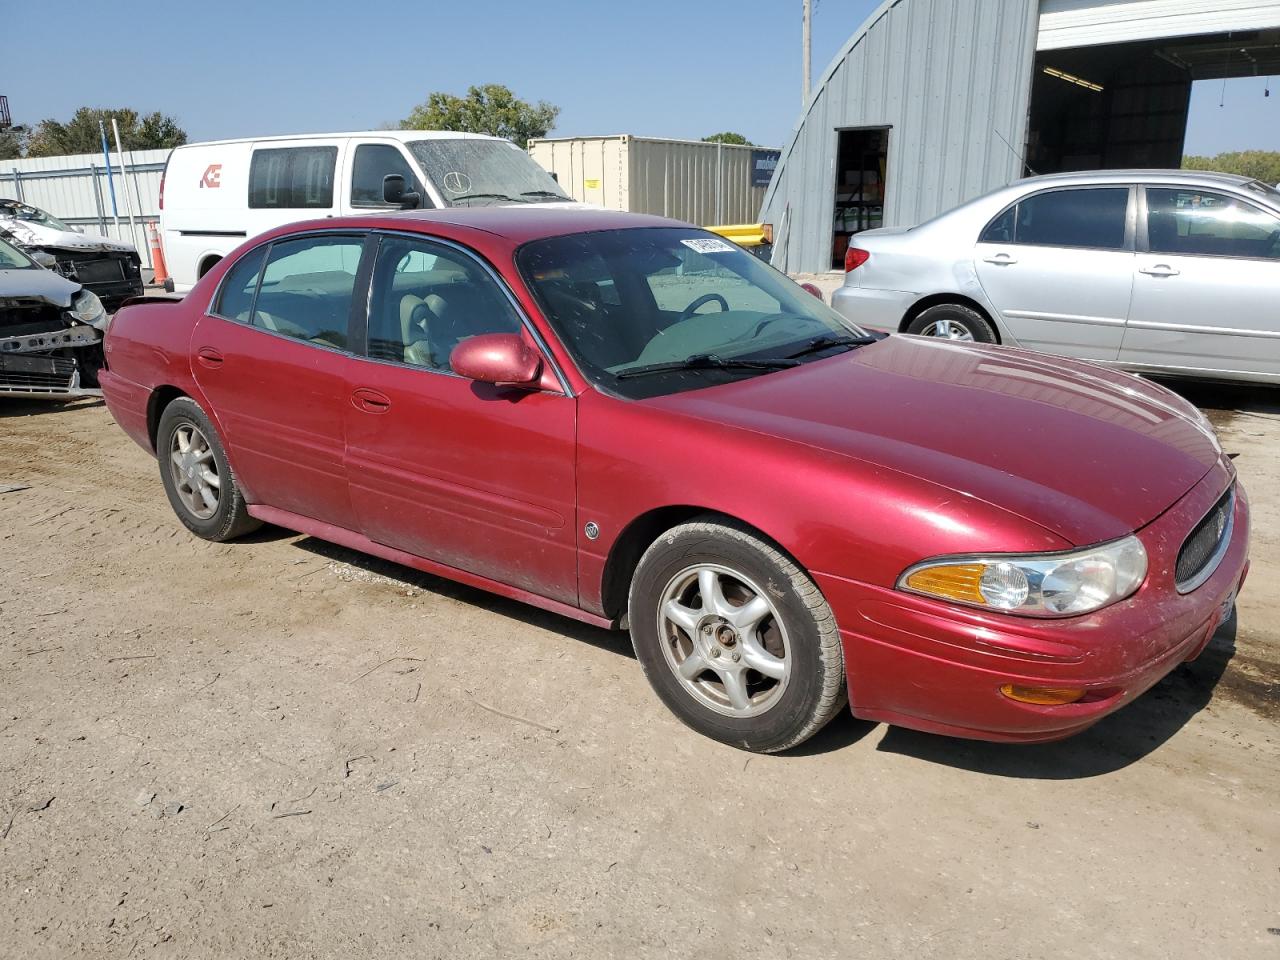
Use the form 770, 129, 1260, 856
382, 174, 421, 210
450, 333, 543, 388
31, 250, 57, 269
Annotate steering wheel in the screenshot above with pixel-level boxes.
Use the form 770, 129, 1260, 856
679, 293, 730, 321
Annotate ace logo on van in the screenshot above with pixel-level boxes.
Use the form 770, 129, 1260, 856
199, 164, 223, 189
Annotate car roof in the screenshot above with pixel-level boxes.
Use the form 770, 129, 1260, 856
288, 207, 690, 246
174, 130, 509, 149
1016, 169, 1256, 188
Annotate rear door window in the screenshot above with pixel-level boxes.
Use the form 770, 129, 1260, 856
1146, 188, 1280, 260
1010, 188, 1129, 250
249, 146, 338, 209
350, 144, 430, 207
212, 245, 266, 321
251, 234, 364, 349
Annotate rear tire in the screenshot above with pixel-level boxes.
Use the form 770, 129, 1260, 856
156, 397, 260, 542
628, 518, 846, 753
906, 303, 997, 343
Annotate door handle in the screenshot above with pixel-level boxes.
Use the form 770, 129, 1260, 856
982, 254, 1017, 265
351, 387, 391, 414
1140, 264, 1180, 277
196, 347, 224, 368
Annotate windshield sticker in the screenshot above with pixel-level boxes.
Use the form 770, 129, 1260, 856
442, 171, 473, 195
681, 238, 735, 254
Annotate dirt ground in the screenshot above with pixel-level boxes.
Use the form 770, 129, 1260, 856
1, 380, 1277, 960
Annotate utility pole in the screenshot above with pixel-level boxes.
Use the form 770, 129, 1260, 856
802, 0, 812, 105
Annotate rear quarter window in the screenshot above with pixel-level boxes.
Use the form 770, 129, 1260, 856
249, 146, 337, 209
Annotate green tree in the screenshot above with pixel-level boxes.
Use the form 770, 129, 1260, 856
0, 124, 29, 160
25, 107, 187, 158
702, 132, 752, 146
402, 84, 559, 149
1183, 150, 1280, 184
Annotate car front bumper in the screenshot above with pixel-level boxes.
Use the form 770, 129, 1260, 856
816, 461, 1249, 742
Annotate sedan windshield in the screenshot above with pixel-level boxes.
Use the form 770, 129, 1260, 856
518, 228, 868, 398
0, 200, 75, 232
0, 236, 35, 269
407, 139, 569, 207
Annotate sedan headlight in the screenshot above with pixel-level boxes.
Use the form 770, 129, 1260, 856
898, 535, 1147, 617
70, 289, 107, 329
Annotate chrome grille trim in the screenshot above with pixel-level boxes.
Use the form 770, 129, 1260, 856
1175, 486, 1235, 595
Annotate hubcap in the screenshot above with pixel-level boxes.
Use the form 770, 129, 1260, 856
169, 423, 221, 520
657, 563, 791, 718
922, 318, 974, 341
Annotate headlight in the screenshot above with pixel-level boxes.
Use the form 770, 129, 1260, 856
898, 535, 1147, 618
70, 289, 107, 328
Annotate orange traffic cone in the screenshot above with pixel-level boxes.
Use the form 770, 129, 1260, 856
148, 221, 170, 287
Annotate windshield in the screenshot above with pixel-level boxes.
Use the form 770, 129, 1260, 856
407, 138, 569, 207
0, 200, 75, 232
1244, 179, 1280, 206
0, 235, 35, 269
518, 227, 867, 399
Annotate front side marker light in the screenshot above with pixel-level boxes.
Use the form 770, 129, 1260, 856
1000, 684, 1086, 706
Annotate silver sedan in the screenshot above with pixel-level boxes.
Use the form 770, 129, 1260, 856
831, 170, 1280, 385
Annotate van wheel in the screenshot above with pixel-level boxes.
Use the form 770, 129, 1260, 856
628, 518, 846, 753
157, 397, 259, 541
198, 255, 222, 279
906, 303, 997, 343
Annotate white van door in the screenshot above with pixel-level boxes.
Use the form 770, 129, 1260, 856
244, 138, 345, 239
339, 140, 437, 214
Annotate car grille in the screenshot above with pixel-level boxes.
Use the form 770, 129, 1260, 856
0, 353, 77, 393
1175, 487, 1234, 593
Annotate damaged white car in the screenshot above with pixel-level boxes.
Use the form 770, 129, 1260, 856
0, 199, 143, 310
0, 234, 110, 398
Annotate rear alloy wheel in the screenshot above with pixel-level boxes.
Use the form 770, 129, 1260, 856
629, 518, 845, 753
157, 397, 260, 541
906, 303, 997, 343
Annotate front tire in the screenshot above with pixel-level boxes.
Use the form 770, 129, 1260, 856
156, 397, 260, 541
628, 518, 845, 753
906, 303, 997, 343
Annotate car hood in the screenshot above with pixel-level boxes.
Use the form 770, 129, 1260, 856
1, 218, 137, 254
647, 336, 1222, 545
0, 267, 80, 308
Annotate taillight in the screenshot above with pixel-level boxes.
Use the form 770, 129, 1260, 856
158, 166, 166, 211
844, 247, 869, 272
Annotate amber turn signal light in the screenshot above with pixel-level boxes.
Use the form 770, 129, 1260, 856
999, 684, 1087, 706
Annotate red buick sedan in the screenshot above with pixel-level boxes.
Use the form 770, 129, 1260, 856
100, 208, 1249, 752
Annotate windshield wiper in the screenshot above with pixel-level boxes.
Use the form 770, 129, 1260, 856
615, 353, 800, 380
520, 190, 570, 201
785, 333, 883, 359
448, 192, 525, 205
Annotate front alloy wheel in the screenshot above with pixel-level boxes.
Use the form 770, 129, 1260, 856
658, 563, 791, 717
629, 517, 846, 753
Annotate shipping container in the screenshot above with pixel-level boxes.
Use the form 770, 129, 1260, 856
528, 135, 779, 226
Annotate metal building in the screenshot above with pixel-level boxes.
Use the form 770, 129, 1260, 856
763, 0, 1280, 273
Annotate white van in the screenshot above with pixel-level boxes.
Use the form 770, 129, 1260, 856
159, 130, 575, 292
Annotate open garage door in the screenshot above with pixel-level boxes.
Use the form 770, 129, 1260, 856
1027, 27, 1280, 174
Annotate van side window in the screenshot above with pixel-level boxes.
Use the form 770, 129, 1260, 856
351, 144, 431, 208
213, 246, 266, 321
251, 235, 364, 349
249, 147, 338, 209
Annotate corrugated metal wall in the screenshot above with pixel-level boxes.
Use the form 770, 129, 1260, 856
761, 0, 1042, 274
1038, 0, 1280, 50
529, 136, 772, 225
0, 149, 168, 266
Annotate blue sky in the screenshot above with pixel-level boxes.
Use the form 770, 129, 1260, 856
6, 0, 1277, 155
